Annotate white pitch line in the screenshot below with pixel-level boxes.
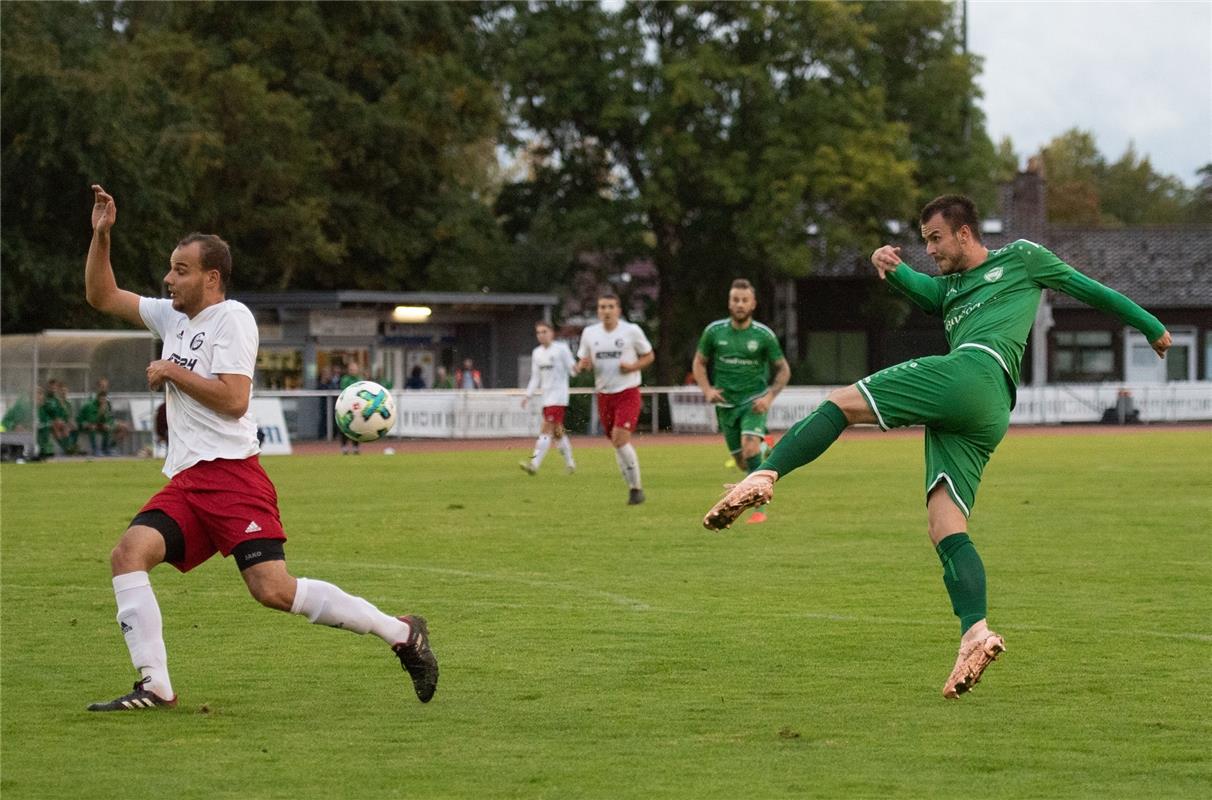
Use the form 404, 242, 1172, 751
290, 561, 1212, 643
291, 560, 652, 611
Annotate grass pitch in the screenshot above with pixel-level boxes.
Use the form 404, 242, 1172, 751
2, 428, 1210, 799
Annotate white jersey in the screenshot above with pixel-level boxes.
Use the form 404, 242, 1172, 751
577, 320, 653, 394
139, 297, 260, 478
526, 341, 577, 407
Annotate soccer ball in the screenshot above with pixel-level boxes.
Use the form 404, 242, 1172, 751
335, 380, 397, 443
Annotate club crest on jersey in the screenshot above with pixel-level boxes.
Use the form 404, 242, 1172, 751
190, 332, 206, 350
747, 340, 758, 352
984, 267, 1004, 283
614, 338, 624, 348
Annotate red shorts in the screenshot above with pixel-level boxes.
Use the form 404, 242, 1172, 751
597, 387, 642, 438
542, 405, 567, 425
140, 456, 286, 573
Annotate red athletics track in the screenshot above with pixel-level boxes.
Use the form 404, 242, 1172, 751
293, 423, 1212, 456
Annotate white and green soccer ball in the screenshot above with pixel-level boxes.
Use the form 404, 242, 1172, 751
335, 380, 397, 443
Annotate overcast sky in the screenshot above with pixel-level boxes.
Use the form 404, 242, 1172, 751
967, 0, 1212, 186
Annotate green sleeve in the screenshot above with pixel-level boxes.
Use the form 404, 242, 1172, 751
765, 329, 785, 362
884, 263, 946, 316
696, 325, 715, 358
1020, 242, 1167, 342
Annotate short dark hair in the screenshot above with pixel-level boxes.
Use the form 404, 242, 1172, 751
534, 320, 553, 331
597, 292, 620, 303
730, 279, 754, 293
176, 233, 233, 289
919, 195, 982, 242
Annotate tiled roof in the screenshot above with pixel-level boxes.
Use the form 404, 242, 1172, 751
806, 226, 1212, 309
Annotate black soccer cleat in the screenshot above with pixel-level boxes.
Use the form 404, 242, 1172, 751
628, 488, 646, 505
392, 615, 439, 703
87, 676, 178, 712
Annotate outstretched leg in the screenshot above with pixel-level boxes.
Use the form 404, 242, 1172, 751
242, 558, 439, 703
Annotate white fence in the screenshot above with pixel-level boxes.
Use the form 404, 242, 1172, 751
4, 384, 1209, 451
315, 382, 1212, 439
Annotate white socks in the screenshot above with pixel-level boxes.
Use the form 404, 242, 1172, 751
530, 434, 552, 468
290, 577, 410, 645
614, 443, 642, 489
113, 571, 173, 701
555, 434, 575, 467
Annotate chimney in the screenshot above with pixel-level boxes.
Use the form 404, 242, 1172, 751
1001, 162, 1047, 241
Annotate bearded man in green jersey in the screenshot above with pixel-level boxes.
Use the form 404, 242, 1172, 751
704, 195, 1172, 699
692, 279, 790, 524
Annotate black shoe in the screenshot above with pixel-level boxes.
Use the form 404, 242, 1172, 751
628, 488, 645, 505
392, 615, 439, 703
87, 677, 177, 712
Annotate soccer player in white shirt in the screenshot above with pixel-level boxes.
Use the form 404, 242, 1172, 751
520, 320, 579, 475
576, 293, 655, 504
82, 185, 438, 711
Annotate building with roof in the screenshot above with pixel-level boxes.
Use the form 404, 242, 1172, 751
233, 290, 560, 390
784, 170, 1212, 385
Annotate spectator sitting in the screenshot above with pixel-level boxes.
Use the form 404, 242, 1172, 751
77, 390, 128, 455
41, 379, 80, 455
404, 366, 426, 390
433, 366, 455, 389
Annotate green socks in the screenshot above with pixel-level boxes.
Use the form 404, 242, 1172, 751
935, 533, 987, 634
760, 401, 847, 477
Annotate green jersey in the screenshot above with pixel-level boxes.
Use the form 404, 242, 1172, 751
696, 318, 785, 406
76, 396, 114, 428
886, 239, 1165, 386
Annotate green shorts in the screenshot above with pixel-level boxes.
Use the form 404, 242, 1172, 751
855, 349, 1012, 517
715, 402, 769, 455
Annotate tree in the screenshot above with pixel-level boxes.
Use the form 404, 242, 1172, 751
1, 2, 509, 332
1039, 128, 1194, 226
496, 1, 994, 383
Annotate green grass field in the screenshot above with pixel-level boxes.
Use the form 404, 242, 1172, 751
2, 429, 1210, 799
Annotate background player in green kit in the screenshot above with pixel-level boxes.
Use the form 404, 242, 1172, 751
692, 279, 790, 524
704, 195, 1171, 699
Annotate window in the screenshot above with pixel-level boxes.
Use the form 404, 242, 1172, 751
1052, 330, 1114, 381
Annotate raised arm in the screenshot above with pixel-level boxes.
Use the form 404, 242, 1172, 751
871, 245, 946, 316
1024, 243, 1170, 358
85, 185, 143, 326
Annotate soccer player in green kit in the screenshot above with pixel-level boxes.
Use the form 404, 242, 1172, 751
692, 279, 790, 524
703, 195, 1172, 699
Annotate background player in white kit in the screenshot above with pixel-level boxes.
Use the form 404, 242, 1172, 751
82, 185, 437, 711
520, 320, 579, 475
576, 293, 654, 505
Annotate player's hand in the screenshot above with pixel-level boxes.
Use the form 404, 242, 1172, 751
619, 360, 636, 374
1151, 330, 1172, 358
520, 396, 529, 409
870, 245, 902, 280
751, 392, 773, 414
146, 360, 175, 391
91, 184, 116, 233
576, 356, 592, 372
703, 386, 724, 404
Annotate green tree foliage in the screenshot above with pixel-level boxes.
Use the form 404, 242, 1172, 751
1040, 128, 1194, 226
1188, 164, 1212, 223
495, 0, 996, 382
1, 1, 505, 332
